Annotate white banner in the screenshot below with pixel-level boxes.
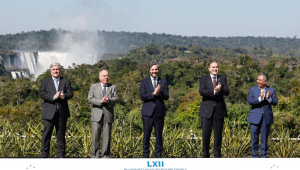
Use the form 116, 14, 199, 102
0, 158, 298, 170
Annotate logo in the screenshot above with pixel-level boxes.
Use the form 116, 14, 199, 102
147, 161, 164, 167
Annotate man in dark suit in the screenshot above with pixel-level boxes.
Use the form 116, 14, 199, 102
248, 73, 278, 158
88, 70, 119, 158
199, 61, 229, 158
140, 62, 169, 158
40, 62, 73, 158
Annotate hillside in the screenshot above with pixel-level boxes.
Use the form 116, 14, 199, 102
0, 29, 300, 56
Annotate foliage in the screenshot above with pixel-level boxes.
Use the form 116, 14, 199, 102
1, 29, 300, 57
0, 42, 299, 157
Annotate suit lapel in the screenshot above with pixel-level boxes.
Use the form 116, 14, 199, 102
157, 77, 161, 86
147, 77, 155, 92
207, 75, 214, 90
106, 84, 111, 96
58, 77, 63, 92
97, 83, 103, 98
255, 85, 261, 97
49, 77, 56, 93
217, 75, 221, 85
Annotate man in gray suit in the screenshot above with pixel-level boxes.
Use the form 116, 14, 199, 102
88, 70, 119, 158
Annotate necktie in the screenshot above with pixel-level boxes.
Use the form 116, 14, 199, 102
213, 77, 216, 106
103, 85, 106, 96
153, 78, 157, 90
213, 77, 216, 89
54, 79, 59, 109
55, 79, 59, 92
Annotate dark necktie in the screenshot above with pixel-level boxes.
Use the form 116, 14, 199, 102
153, 78, 157, 90
103, 85, 106, 96
213, 77, 216, 89
213, 77, 216, 106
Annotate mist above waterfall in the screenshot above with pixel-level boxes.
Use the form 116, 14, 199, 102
48, 0, 109, 65
9, 29, 106, 79
6, 0, 111, 79
53, 30, 105, 64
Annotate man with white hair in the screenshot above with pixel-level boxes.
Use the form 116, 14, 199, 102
88, 70, 119, 158
40, 62, 73, 158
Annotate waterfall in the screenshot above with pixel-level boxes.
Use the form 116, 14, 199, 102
22, 71, 29, 78
4, 51, 99, 79
11, 71, 17, 79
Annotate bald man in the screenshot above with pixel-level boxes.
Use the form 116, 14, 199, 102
88, 70, 119, 158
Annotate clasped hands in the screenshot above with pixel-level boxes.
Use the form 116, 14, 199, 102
260, 90, 271, 99
153, 84, 161, 96
214, 83, 221, 93
54, 91, 65, 100
100, 95, 109, 104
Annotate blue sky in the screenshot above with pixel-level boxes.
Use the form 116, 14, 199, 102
0, 0, 299, 37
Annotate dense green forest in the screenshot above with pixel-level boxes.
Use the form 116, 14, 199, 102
1, 29, 300, 56
0, 34, 299, 157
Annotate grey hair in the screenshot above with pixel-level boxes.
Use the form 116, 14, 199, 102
50, 62, 61, 69
148, 62, 159, 71
258, 73, 268, 81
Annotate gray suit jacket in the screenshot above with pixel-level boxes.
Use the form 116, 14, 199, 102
87, 83, 119, 123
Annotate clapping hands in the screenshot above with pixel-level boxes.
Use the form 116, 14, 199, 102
54, 90, 65, 100
153, 84, 161, 95
101, 95, 109, 103
214, 83, 221, 93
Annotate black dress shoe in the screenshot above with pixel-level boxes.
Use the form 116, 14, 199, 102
214, 155, 222, 158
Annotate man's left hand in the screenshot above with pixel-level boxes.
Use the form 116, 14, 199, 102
60, 90, 65, 99
215, 83, 221, 93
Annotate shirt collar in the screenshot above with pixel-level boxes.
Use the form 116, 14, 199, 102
52, 76, 60, 81
258, 86, 266, 91
150, 76, 158, 81
100, 83, 107, 87
210, 74, 217, 79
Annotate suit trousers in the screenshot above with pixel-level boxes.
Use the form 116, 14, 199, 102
142, 111, 164, 158
91, 115, 112, 158
250, 115, 270, 158
41, 110, 67, 158
201, 107, 224, 158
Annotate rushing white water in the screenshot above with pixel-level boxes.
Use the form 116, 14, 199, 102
4, 51, 99, 78
10, 71, 30, 79
11, 71, 17, 79
22, 71, 29, 78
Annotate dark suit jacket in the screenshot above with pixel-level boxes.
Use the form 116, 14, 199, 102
140, 77, 169, 117
40, 77, 73, 120
199, 74, 229, 118
247, 85, 278, 125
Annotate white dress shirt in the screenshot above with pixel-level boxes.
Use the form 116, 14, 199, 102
210, 74, 218, 95
52, 76, 61, 100
258, 87, 272, 103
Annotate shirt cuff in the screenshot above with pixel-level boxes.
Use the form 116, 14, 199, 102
266, 97, 272, 103
258, 97, 262, 102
